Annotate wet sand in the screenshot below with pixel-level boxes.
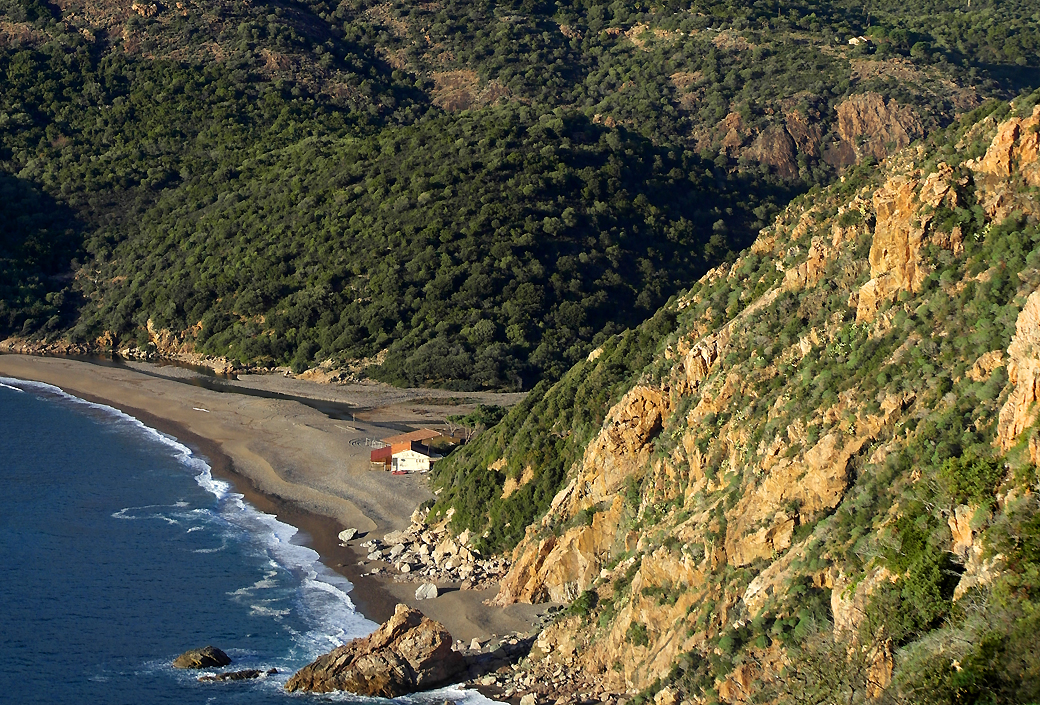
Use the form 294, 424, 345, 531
0, 354, 544, 643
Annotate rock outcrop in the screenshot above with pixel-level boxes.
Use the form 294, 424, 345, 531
173, 646, 232, 669
284, 604, 465, 696
198, 668, 276, 682
969, 104, 1040, 222
998, 289, 1040, 453
493, 386, 668, 605
855, 174, 928, 322
830, 92, 923, 166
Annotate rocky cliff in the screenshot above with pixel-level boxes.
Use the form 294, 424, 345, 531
436, 94, 1040, 703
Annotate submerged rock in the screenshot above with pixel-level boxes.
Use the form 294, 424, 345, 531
198, 668, 277, 682
284, 604, 465, 696
173, 646, 232, 669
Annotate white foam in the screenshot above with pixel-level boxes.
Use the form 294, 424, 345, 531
5, 375, 376, 663
111, 505, 181, 524
318, 684, 506, 704
0, 381, 24, 392
191, 537, 228, 553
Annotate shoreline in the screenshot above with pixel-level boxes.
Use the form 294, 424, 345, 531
0, 353, 545, 647
58, 395, 407, 626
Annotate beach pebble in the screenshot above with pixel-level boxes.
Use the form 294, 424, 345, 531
399, 563, 412, 573
469, 638, 482, 651
520, 694, 538, 705
389, 543, 405, 558
415, 583, 439, 600
368, 550, 383, 560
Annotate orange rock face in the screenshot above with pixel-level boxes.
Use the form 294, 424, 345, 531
856, 175, 928, 322
998, 289, 1040, 451
495, 387, 669, 605
970, 105, 1040, 222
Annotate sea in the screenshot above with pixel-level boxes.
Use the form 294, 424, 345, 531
0, 376, 489, 705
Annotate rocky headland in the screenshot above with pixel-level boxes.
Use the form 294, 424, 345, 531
421, 96, 1040, 703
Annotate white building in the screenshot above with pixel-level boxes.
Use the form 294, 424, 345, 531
391, 448, 441, 473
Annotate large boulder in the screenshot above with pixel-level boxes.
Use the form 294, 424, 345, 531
415, 583, 439, 600
173, 646, 232, 669
284, 604, 465, 696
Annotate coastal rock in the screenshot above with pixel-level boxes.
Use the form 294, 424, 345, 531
198, 668, 276, 682
415, 583, 439, 600
338, 528, 358, 543
173, 646, 232, 669
284, 604, 465, 696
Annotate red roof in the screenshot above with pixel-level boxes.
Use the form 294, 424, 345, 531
380, 428, 441, 445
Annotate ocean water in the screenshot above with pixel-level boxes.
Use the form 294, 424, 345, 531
0, 377, 485, 705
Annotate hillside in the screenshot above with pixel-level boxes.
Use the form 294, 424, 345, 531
429, 93, 1040, 702
3, 0, 1040, 388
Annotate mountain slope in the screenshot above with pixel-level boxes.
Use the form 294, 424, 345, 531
430, 93, 1040, 702
3, 0, 1040, 388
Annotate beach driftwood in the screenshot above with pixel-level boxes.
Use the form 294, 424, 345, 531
172, 646, 232, 669
284, 604, 465, 696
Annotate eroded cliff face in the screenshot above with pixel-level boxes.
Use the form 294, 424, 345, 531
831, 92, 923, 166
999, 289, 1040, 456
694, 82, 967, 179
484, 97, 1040, 701
969, 104, 1040, 223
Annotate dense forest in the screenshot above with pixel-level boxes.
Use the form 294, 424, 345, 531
1, 0, 1039, 387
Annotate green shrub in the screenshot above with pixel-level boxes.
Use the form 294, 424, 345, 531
628, 621, 650, 647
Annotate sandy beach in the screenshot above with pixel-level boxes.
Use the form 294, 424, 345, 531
0, 353, 545, 644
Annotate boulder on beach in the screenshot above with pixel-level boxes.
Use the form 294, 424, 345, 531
338, 528, 358, 543
284, 604, 465, 696
173, 646, 232, 669
415, 583, 439, 600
